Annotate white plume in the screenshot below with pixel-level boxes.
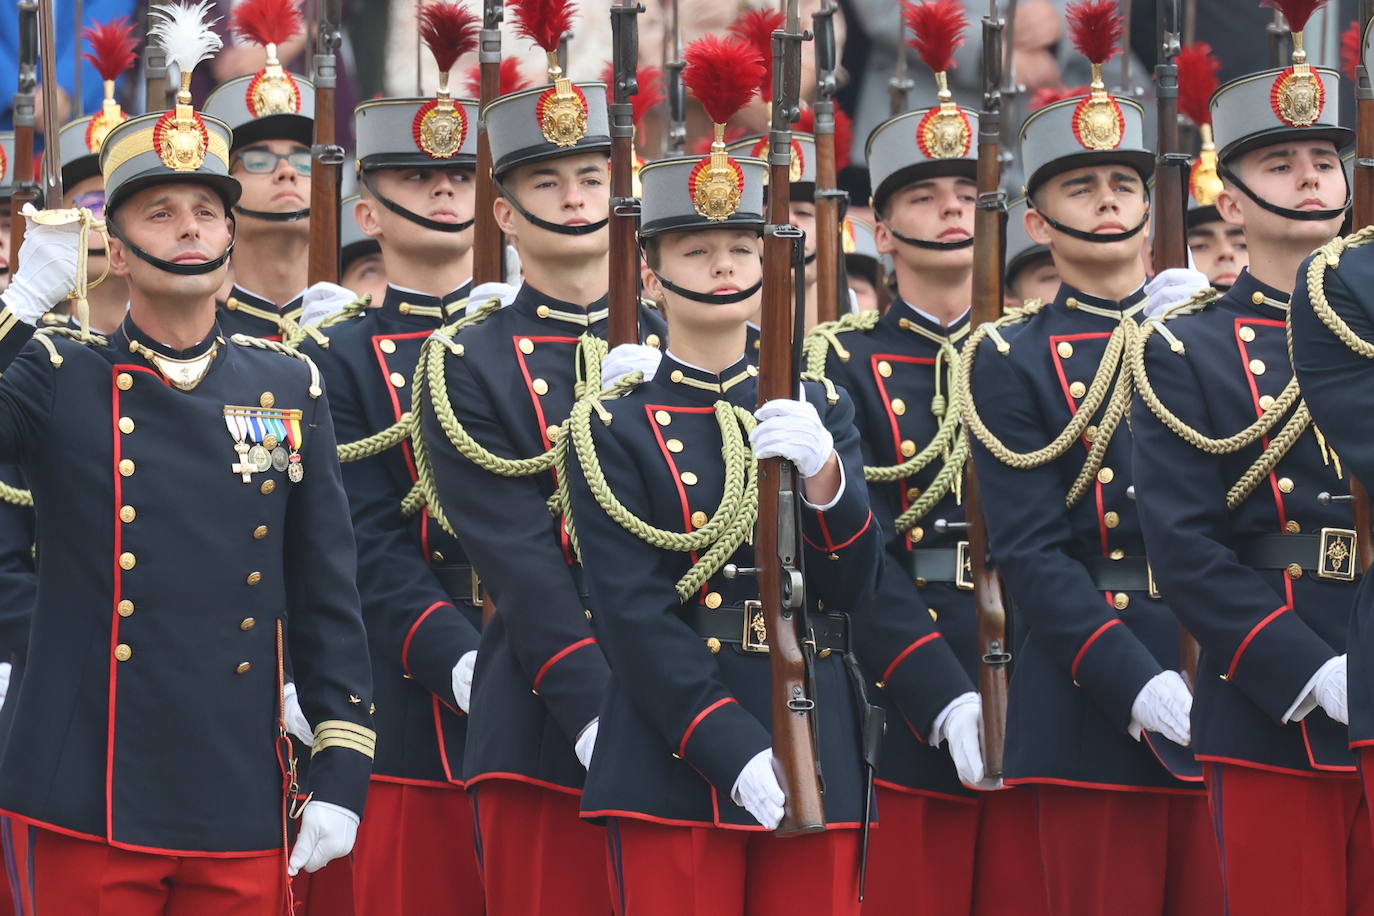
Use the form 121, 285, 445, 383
149, 2, 223, 76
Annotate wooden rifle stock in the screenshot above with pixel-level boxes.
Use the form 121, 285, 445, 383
308, 0, 343, 286
1351, 0, 1374, 572
473, 0, 504, 285
759, 1, 824, 836
607, 0, 642, 348
968, 1, 1009, 780
36, 0, 58, 210
10, 0, 38, 272
812, 0, 842, 326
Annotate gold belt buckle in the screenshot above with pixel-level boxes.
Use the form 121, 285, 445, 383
470, 569, 484, 606
742, 600, 769, 653
1318, 528, 1357, 581
955, 541, 974, 590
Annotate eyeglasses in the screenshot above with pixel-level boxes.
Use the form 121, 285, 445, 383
235, 149, 313, 176
73, 191, 106, 219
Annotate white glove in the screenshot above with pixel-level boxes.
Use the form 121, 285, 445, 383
1313, 655, 1348, 725
452, 650, 477, 713
750, 399, 835, 479
299, 281, 359, 327
599, 343, 661, 388
1130, 670, 1193, 746
469, 281, 521, 309
1143, 267, 1210, 318
288, 800, 359, 876
731, 748, 785, 829
933, 692, 998, 789
0, 661, 11, 708
574, 718, 598, 770
5, 205, 81, 324
282, 682, 314, 746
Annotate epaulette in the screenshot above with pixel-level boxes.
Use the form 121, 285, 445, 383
1140, 287, 1221, 358
428, 297, 504, 357
802, 310, 881, 389
980, 297, 1045, 357
31, 326, 108, 367
230, 333, 323, 398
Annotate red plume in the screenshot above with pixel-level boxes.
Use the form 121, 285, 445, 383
1065, 0, 1123, 66
508, 0, 577, 54
230, 0, 304, 47
683, 36, 764, 125
902, 0, 968, 75
463, 58, 533, 96
417, 2, 480, 74
795, 104, 853, 171
1259, 0, 1330, 34
1176, 43, 1219, 127
728, 9, 782, 101
1029, 85, 1088, 110
81, 17, 138, 82
1342, 19, 1362, 80
599, 62, 665, 127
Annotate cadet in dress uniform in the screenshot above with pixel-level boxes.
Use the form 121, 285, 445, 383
416, 26, 665, 914
1133, 16, 1370, 911
567, 135, 880, 912
960, 9, 1224, 912
1004, 196, 1058, 307
804, 28, 1045, 912
840, 216, 883, 312
0, 5, 374, 911
297, 17, 485, 911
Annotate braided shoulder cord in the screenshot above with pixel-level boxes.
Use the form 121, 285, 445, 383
1301, 227, 1374, 359
30, 326, 108, 367
1225, 403, 1311, 509
228, 334, 324, 398
0, 482, 31, 507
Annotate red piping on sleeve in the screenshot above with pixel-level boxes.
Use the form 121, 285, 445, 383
678, 697, 739, 758
533, 637, 597, 692
1071, 619, 1123, 680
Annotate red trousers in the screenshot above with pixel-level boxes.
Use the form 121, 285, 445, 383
472, 780, 609, 916
1206, 762, 1374, 916
864, 786, 978, 916
24, 825, 286, 915
605, 817, 860, 916
973, 788, 1050, 916
289, 854, 354, 916
1364, 749, 1374, 850
1034, 784, 1223, 916
351, 780, 483, 915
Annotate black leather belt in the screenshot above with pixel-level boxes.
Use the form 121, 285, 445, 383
431, 563, 592, 605
898, 544, 973, 589
685, 603, 850, 654
1083, 556, 1153, 593
1234, 530, 1360, 581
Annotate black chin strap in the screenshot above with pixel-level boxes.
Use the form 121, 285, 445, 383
107, 218, 235, 276
803, 250, 818, 265
492, 177, 608, 236
653, 274, 762, 304
1031, 208, 1150, 244
1216, 162, 1351, 223
887, 228, 977, 251
234, 205, 311, 223
359, 171, 475, 233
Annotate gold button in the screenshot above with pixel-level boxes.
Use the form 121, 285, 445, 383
114, 644, 132, 662
240, 617, 256, 631
705, 592, 722, 609
1065, 297, 1079, 309
431, 551, 445, 563
670, 370, 684, 383
907, 487, 921, 502
532, 378, 549, 396
119, 552, 136, 570
1286, 563, 1304, 579
899, 317, 912, 329
119, 505, 136, 523
667, 438, 684, 453
116, 373, 132, 390
263, 434, 278, 450
519, 338, 535, 354
1249, 359, 1266, 375
119, 459, 135, 477
900, 440, 917, 458
1104, 511, 1120, 529
706, 637, 721, 654
119, 417, 135, 434
691, 510, 709, 528
1278, 478, 1294, 493
261, 479, 276, 495
1113, 592, 1130, 610
117, 599, 134, 618
1239, 326, 1256, 342
646, 334, 661, 348
878, 361, 892, 378
1286, 520, 1301, 534
1069, 381, 1087, 398
929, 608, 938, 621
252, 525, 269, 540
910, 526, 924, 543
546, 425, 560, 441
747, 365, 758, 376
379, 339, 397, 354
390, 371, 406, 388
1097, 467, 1114, 484
260, 392, 275, 408
246, 571, 262, 586
1259, 395, 1276, 411
655, 410, 672, 426
1110, 548, 1125, 560
536, 305, 551, 318
1084, 425, 1098, 443
1252, 291, 1265, 305
681, 472, 698, 486
891, 398, 906, 416
236, 662, 252, 674
1057, 341, 1074, 358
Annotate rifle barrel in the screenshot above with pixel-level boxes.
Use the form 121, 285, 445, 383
473, 0, 505, 285
308, 0, 342, 286
607, 0, 642, 347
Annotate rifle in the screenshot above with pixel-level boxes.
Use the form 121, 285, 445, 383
143, 1, 169, 113
1150, 0, 1187, 274
811, 0, 845, 326
308, 0, 343, 286
1350, 0, 1374, 572
967, 0, 1010, 780
37, 0, 58, 211
757, 0, 825, 836
887, 3, 912, 117
473, 0, 504, 285
663, 0, 685, 155
608, 0, 642, 347
10, 0, 38, 271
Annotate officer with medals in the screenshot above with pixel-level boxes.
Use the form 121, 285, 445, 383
296, 6, 486, 911
0, 4, 374, 909
564, 42, 880, 911
203, 0, 355, 342
416, 1, 664, 909
804, 6, 1043, 910
960, 3, 1224, 912
1134, 6, 1369, 909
